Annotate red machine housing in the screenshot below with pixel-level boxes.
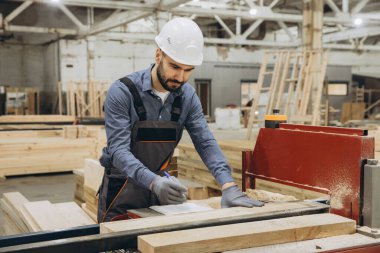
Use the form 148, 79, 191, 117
242, 124, 374, 224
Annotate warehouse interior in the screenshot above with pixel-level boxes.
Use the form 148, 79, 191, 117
1, 0, 380, 252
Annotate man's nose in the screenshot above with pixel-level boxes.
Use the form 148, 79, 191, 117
175, 70, 185, 82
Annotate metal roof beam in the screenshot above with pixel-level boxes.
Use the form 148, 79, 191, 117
6, 24, 78, 35
58, 3, 87, 30
323, 27, 380, 43
7, 0, 154, 10
277, 21, 295, 42
4, 0, 33, 23
87, 10, 152, 35
351, 0, 370, 14
214, 15, 235, 38
324, 0, 341, 14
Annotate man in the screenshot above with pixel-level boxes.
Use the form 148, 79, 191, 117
98, 17, 264, 223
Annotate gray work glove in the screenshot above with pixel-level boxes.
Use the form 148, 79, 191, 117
151, 176, 188, 205
221, 185, 265, 208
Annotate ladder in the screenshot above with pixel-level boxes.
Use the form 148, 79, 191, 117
246, 50, 328, 139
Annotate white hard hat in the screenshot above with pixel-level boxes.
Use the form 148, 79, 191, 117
155, 17, 204, 66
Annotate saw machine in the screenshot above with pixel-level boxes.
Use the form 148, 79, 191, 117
243, 123, 380, 246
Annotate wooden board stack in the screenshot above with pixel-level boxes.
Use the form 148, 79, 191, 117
177, 140, 256, 190
368, 128, 380, 160
73, 169, 85, 205
0, 137, 98, 177
0, 192, 30, 235
340, 102, 366, 124
0, 125, 106, 177
0, 115, 75, 124
0, 192, 95, 236
81, 159, 104, 221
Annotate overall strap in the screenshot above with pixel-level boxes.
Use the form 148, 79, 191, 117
119, 77, 147, 121
171, 95, 182, 122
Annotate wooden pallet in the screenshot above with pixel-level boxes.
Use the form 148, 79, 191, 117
66, 80, 109, 118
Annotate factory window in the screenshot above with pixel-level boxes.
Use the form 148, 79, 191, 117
241, 80, 257, 106
328, 83, 348, 96
195, 79, 212, 117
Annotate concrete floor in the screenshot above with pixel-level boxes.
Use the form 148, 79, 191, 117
0, 172, 75, 203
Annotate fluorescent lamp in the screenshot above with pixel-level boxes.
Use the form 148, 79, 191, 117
354, 17, 363, 26
249, 8, 258, 15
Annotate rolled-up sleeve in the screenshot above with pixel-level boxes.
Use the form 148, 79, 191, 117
184, 92, 234, 187
105, 82, 157, 189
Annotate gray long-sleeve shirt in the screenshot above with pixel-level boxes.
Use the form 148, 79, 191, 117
103, 64, 234, 190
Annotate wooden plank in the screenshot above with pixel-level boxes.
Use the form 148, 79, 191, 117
0, 199, 29, 233
3, 192, 29, 212
22, 201, 63, 231
137, 213, 355, 253
226, 233, 380, 252
100, 201, 326, 233
84, 158, 104, 192
0, 115, 75, 124
54, 202, 95, 227
0, 207, 24, 235
0, 130, 62, 139
81, 203, 97, 222
18, 205, 40, 232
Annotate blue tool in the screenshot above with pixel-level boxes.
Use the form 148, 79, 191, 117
164, 171, 171, 178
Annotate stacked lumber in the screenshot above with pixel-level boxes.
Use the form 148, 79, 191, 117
82, 159, 104, 221
0, 124, 63, 131
368, 128, 380, 160
137, 213, 355, 253
0, 115, 75, 124
63, 125, 106, 157
0, 192, 29, 235
177, 140, 256, 190
0, 129, 62, 139
0, 137, 98, 177
0, 192, 95, 236
341, 102, 366, 123
66, 80, 109, 118
73, 169, 85, 205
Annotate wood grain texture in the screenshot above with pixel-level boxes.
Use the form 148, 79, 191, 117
138, 213, 355, 253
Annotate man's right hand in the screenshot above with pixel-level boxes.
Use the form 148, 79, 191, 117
151, 176, 188, 205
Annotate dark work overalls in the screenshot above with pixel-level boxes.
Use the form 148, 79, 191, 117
98, 77, 182, 223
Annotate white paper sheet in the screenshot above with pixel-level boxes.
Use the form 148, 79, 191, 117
150, 203, 213, 215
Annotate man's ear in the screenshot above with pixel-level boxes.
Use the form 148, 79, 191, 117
155, 49, 162, 64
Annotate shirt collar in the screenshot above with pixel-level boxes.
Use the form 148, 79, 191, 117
142, 64, 184, 96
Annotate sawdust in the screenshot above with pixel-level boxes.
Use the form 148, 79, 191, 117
245, 189, 298, 202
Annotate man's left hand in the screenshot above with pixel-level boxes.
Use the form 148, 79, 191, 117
221, 185, 264, 208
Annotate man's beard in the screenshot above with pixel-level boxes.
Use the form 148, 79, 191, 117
157, 62, 184, 92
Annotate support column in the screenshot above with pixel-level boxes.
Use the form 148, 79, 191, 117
86, 36, 95, 81
303, 0, 324, 125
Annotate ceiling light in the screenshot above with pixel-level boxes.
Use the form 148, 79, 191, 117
51, 0, 60, 2
249, 8, 258, 15
354, 17, 363, 26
